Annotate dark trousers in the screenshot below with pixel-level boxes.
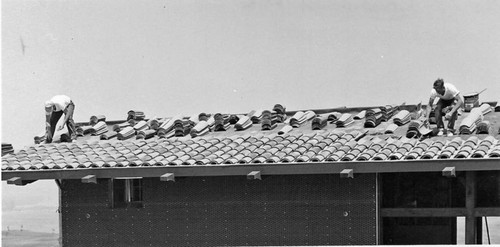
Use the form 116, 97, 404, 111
434, 98, 457, 129
46, 102, 76, 143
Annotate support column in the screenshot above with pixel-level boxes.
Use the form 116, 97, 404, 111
55, 179, 63, 247
465, 171, 477, 244
476, 217, 482, 244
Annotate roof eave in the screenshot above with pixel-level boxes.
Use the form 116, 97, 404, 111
3, 158, 500, 181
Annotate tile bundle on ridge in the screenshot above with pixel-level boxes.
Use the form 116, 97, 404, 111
328, 112, 342, 123
393, 110, 411, 126
477, 121, 492, 134
235, 115, 252, 131
364, 108, 383, 128
459, 104, 492, 134
90, 121, 108, 136
214, 113, 231, 131
290, 110, 315, 128
311, 114, 328, 130
336, 113, 354, 127
353, 110, 366, 120
272, 104, 287, 123
2, 143, 14, 156
127, 110, 145, 121
190, 121, 210, 137
117, 126, 135, 140
89, 115, 106, 126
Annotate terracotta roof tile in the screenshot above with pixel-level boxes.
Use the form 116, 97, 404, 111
3, 104, 500, 174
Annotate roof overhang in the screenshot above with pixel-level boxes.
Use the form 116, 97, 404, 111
3, 158, 500, 181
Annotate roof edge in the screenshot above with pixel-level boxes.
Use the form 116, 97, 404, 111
3, 158, 500, 181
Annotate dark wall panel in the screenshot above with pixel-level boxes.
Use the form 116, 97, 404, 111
61, 174, 376, 246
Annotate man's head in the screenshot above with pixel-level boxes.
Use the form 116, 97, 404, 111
433, 78, 445, 95
45, 101, 54, 114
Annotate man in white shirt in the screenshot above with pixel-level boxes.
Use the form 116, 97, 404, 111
425, 78, 464, 135
45, 95, 76, 143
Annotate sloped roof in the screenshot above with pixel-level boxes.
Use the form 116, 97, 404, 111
2, 103, 500, 181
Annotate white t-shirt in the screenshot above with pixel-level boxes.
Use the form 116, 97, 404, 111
48, 95, 72, 112
430, 83, 461, 101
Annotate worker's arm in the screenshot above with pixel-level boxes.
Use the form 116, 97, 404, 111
45, 112, 53, 142
445, 94, 464, 119
58, 103, 74, 130
57, 112, 70, 131
425, 97, 434, 121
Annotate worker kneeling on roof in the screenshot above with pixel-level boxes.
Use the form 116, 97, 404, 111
45, 95, 76, 143
425, 78, 464, 136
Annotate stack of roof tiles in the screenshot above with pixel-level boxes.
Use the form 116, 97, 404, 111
174, 119, 193, 136
477, 121, 492, 134
336, 113, 354, 127
289, 111, 316, 128
406, 120, 426, 138
2, 143, 14, 156
393, 110, 411, 126
117, 126, 135, 140
190, 120, 210, 137
249, 110, 263, 124
91, 121, 108, 136
353, 110, 366, 120
89, 115, 106, 126
327, 112, 342, 123
311, 114, 328, 130
272, 104, 287, 123
157, 116, 179, 138
364, 108, 383, 128
214, 113, 231, 131
261, 110, 278, 131
380, 105, 398, 121
384, 123, 399, 134
127, 110, 145, 121
459, 104, 493, 134
235, 115, 252, 130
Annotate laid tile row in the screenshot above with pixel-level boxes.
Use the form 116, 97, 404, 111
5, 131, 500, 171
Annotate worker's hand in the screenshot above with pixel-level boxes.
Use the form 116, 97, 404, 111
57, 125, 64, 131
445, 112, 452, 120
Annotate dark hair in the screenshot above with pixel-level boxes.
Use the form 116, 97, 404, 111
433, 78, 444, 88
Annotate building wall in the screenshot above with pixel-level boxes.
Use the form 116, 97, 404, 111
61, 174, 376, 246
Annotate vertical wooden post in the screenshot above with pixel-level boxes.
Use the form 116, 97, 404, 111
56, 179, 63, 247
476, 217, 482, 244
465, 171, 477, 244
376, 173, 383, 245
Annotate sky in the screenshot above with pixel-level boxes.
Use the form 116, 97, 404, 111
2, 0, 500, 235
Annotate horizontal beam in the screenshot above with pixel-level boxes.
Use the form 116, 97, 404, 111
381, 208, 467, 217
381, 207, 500, 217
2, 158, 500, 181
474, 207, 500, 217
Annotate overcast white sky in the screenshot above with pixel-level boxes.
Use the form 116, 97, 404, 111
2, 0, 500, 234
